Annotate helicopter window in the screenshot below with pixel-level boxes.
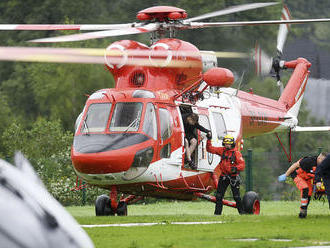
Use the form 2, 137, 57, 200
89, 90, 107, 100
159, 108, 173, 141
142, 103, 157, 139
160, 143, 171, 158
109, 102, 143, 132
132, 90, 155, 98
212, 112, 227, 140
81, 103, 111, 133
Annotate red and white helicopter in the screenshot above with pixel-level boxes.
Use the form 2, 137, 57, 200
1, 2, 330, 216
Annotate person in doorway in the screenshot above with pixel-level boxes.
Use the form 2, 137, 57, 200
182, 112, 211, 169
278, 152, 327, 218
206, 134, 245, 215
315, 153, 330, 210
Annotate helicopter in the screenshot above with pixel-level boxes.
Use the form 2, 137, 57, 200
1, 2, 330, 216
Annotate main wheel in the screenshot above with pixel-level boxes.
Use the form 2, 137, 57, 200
242, 191, 260, 215
95, 194, 114, 216
117, 201, 128, 216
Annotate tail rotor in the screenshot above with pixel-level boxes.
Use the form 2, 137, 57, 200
253, 5, 291, 94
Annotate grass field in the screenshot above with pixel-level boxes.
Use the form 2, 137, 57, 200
67, 200, 330, 248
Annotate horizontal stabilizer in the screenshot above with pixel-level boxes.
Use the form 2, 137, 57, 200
292, 126, 330, 132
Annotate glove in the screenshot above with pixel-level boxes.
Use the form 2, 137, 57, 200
278, 174, 287, 182
231, 166, 237, 174
206, 132, 212, 140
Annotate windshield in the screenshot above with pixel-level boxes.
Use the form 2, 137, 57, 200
109, 102, 143, 132
81, 103, 111, 133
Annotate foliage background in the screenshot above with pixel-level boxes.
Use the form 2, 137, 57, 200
1, 0, 330, 205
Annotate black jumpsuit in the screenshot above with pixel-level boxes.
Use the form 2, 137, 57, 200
182, 113, 210, 142
315, 154, 330, 209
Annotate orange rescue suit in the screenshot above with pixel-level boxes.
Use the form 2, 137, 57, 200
206, 140, 245, 176
291, 157, 317, 197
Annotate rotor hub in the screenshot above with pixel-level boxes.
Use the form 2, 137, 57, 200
137, 6, 187, 22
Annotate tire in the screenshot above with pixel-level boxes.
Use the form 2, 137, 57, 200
242, 191, 260, 215
117, 201, 128, 216
95, 194, 113, 216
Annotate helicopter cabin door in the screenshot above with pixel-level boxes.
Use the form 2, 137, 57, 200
156, 104, 182, 167
195, 108, 214, 171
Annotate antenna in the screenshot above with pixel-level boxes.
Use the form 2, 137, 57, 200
235, 71, 245, 96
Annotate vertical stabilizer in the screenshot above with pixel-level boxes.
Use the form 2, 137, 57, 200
278, 58, 311, 117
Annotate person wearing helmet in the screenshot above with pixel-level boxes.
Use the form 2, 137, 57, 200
315, 153, 330, 210
206, 134, 245, 215
182, 112, 211, 170
278, 152, 327, 218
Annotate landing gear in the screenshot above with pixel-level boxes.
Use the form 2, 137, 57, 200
95, 186, 141, 216
95, 195, 128, 216
242, 191, 260, 214
95, 194, 128, 216
95, 194, 114, 216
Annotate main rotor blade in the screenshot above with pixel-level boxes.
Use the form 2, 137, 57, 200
277, 5, 291, 55
0, 46, 201, 68
0, 47, 106, 64
188, 18, 330, 29
185, 2, 278, 22
0, 23, 135, 31
200, 50, 249, 58
29, 23, 158, 43
210, 51, 249, 58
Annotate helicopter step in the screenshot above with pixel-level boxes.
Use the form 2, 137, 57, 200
194, 191, 260, 215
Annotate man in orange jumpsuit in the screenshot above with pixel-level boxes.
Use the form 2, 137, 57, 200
278, 153, 326, 218
206, 134, 245, 215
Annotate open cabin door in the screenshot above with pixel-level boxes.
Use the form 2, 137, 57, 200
195, 108, 215, 171
179, 104, 218, 171
156, 103, 183, 167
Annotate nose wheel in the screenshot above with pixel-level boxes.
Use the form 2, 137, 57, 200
95, 194, 115, 216
95, 194, 128, 216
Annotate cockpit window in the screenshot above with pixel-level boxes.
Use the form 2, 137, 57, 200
109, 102, 143, 132
143, 103, 157, 139
81, 103, 111, 133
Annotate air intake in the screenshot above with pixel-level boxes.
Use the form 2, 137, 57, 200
130, 71, 146, 87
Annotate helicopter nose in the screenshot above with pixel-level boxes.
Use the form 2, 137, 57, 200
71, 133, 154, 174
71, 147, 135, 174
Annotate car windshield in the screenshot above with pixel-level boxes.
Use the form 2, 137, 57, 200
109, 102, 143, 132
81, 103, 111, 133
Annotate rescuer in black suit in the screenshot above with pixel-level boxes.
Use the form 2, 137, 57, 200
182, 113, 211, 169
315, 153, 330, 209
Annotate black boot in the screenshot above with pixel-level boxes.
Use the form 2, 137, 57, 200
298, 209, 307, 218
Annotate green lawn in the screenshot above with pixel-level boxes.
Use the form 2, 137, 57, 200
67, 201, 330, 248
